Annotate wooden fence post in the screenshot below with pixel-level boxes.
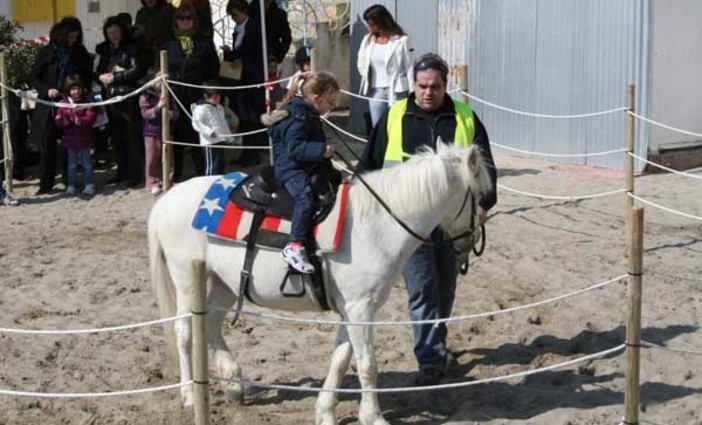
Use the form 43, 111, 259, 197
191, 261, 210, 425
459, 64, 469, 104
625, 84, 635, 209
0, 53, 13, 193
624, 206, 644, 424
160, 50, 173, 192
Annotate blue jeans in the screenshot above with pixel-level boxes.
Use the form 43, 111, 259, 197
66, 149, 94, 189
402, 229, 458, 371
368, 88, 408, 127
283, 173, 314, 243
204, 145, 225, 176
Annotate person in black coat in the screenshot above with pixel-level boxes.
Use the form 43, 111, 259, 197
135, 0, 176, 53
250, 0, 293, 65
29, 17, 93, 195
95, 16, 149, 187
224, 0, 267, 165
163, 5, 219, 181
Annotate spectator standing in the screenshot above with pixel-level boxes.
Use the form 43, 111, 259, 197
135, 0, 176, 53
139, 69, 179, 195
163, 5, 219, 181
96, 16, 149, 188
54, 74, 97, 196
191, 87, 235, 176
250, 0, 293, 66
357, 4, 414, 127
359, 53, 497, 386
29, 18, 93, 195
224, 0, 266, 166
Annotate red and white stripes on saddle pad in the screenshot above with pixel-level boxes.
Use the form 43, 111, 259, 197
216, 183, 350, 253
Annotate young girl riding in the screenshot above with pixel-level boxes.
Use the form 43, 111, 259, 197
262, 71, 339, 273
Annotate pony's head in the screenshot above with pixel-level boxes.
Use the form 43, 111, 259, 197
433, 142, 492, 248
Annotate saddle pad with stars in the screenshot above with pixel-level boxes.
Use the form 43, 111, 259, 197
191, 172, 350, 253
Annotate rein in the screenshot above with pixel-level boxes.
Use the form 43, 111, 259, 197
332, 150, 476, 246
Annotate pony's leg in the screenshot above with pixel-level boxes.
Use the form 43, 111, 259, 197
315, 326, 353, 425
174, 291, 194, 406
206, 276, 243, 404
344, 306, 389, 425
168, 260, 204, 407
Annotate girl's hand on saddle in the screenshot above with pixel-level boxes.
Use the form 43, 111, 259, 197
323, 145, 334, 159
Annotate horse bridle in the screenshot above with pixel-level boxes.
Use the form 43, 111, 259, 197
333, 150, 483, 247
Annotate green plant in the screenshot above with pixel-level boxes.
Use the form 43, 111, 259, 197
0, 16, 46, 87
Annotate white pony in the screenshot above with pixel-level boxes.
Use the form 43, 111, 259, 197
148, 143, 492, 425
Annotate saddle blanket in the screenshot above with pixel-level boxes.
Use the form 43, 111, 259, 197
191, 172, 350, 252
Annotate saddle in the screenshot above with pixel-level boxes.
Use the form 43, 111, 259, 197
228, 163, 342, 318
229, 163, 341, 223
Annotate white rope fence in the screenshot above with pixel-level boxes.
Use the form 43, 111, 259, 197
339, 88, 461, 103
163, 80, 269, 143
165, 73, 301, 91
0, 313, 191, 335
0, 381, 192, 398
627, 111, 702, 139
460, 91, 627, 119
492, 142, 626, 159
647, 269, 702, 282
498, 184, 626, 201
0, 76, 163, 109
627, 193, 702, 221
321, 116, 368, 143
628, 152, 702, 181
220, 274, 626, 327
211, 343, 625, 394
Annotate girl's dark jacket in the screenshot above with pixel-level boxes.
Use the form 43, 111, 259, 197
263, 96, 327, 182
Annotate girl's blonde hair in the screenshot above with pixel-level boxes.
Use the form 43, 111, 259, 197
278, 71, 339, 108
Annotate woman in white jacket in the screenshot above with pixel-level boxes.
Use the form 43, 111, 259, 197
357, 4, 414, 127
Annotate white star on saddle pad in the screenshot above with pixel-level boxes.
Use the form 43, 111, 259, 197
216, 177, 240, 191
199, 198, 224, 216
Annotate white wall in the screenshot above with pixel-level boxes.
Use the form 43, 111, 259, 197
649, 0, 702, 152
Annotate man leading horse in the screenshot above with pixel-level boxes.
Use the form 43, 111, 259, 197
359, 52, 498, 386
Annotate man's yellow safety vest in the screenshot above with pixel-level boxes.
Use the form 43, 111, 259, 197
384, 98, 475, 168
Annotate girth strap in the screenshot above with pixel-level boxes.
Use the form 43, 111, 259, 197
231, 211, 265, 324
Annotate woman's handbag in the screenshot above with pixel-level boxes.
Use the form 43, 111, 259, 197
219, 58, 243, 81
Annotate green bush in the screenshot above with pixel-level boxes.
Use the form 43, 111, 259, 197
0, 16, 46, 87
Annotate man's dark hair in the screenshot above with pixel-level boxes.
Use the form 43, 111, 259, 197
226, 0, 249, 15
413, 53, 449, 83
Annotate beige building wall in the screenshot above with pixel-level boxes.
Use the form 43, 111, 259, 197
649, 0, 702, 152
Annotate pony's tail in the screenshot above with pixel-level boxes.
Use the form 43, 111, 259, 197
148, 207, 179, 377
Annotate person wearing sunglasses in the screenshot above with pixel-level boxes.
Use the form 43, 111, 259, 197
162, 5, 219, 181
356, 4, 415, 130
359, 53, 498, 386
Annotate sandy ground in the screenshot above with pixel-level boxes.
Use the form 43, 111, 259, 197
0, 143, 701, 425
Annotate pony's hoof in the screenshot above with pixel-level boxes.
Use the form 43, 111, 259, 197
315, 412, 337, 425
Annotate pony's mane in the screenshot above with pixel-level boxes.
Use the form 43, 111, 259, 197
351, 144, 467, 221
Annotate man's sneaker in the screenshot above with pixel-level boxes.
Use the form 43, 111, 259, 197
1, 196, 19, 206
66, 186, 77, 195
82, 184, 95, 197
282, 243, 315, 274
413, 367, 444, 387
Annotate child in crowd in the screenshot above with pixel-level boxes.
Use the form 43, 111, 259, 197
139, 69, 179, 196
191, 87, 235, 176
286, 45, 312, 89
54, 74, 97, 196
262, 71, 338, 273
